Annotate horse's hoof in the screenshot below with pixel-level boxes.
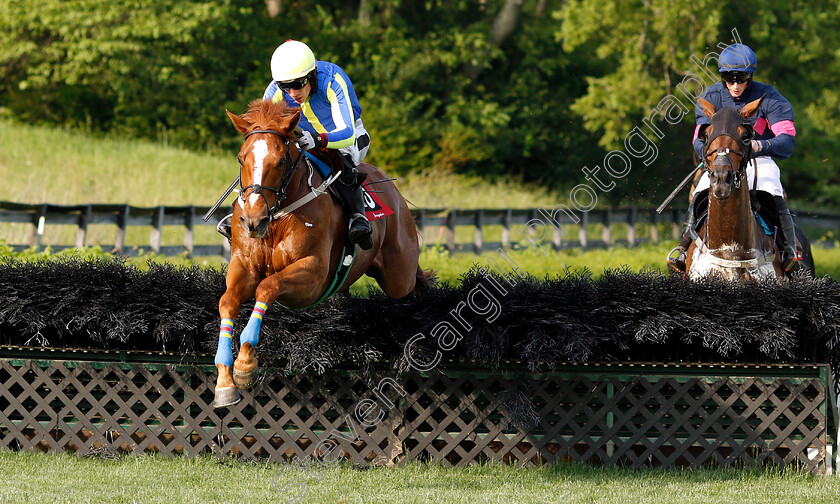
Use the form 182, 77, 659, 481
233, 366, 258, 389
213, 387, 241, 408
233, 343, 258, 389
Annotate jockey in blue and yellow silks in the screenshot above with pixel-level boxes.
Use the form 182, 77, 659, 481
263, 40, 373, 250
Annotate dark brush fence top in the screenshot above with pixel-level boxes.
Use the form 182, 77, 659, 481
1, 256, 840, 376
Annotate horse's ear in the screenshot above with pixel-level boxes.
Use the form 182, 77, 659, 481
698, 98, 717, 119
739, 93, 766, 119
281, 110, 302, 137
225, 109, 251, 136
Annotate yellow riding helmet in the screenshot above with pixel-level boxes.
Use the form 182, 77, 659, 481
270, 40, 317, 82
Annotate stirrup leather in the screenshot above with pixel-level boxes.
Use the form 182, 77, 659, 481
667, 246, 687, 271
216, 213, 233, 240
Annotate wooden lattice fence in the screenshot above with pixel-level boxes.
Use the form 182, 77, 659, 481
0, 349, 836, 473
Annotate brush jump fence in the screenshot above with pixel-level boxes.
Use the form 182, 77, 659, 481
2, 260, 840, 472
3, 201, 840, 257
0, 347, 837, 472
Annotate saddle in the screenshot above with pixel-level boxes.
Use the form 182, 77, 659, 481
305, 149, 366, 186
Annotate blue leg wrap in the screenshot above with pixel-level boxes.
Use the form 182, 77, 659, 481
214, 318, 235, 367
240, 302, 267, 348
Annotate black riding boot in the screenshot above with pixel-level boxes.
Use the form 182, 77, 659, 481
334, 165, 373, 250
774, 196, 800, 272
670, 200, 696, 272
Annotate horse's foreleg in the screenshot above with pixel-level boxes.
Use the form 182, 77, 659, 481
228, 257, 325, 395
231, 301, 267, 389
213, 263, 258, 408
213, 316, 242, 408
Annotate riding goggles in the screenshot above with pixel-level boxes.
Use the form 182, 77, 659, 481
277, 76, 309, 92
721, 71, 752, 84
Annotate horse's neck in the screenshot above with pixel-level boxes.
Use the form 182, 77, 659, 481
706, 187, 756, 253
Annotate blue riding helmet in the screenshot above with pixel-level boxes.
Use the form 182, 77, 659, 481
718, 43, 757, 73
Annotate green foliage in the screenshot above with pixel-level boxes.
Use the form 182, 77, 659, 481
2, 0, 839, 206
557, 0, 840, 204
0, 0, 271, 149
558, 0, 722, 148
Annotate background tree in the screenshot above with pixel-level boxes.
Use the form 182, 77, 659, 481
1, 0, 837, 208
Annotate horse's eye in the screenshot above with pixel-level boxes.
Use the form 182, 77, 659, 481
236, 155, 243, 165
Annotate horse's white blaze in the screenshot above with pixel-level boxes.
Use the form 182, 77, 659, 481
248, 139, 269, 206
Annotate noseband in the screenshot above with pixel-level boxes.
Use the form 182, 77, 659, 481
239, 129, 304, 223
705, 146, 748, 189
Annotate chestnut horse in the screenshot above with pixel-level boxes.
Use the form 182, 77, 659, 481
213, 99, 430, 407
684, 96, 814, 280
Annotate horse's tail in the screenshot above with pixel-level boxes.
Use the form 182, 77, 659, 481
795, 225, 816, 277
409, 209, 436, 293
414, 264, 437, 294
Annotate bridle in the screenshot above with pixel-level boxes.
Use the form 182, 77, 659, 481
238, 129, 305, 224
700, 119, 754, 191
690, 114, 773, 271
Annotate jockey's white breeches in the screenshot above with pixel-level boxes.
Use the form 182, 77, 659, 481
693, 156, 784, 197
339, 118, 370, 166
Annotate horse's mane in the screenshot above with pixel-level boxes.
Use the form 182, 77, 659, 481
241, 99, 299, 132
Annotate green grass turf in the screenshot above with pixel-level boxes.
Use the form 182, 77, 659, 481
1, 451, 839, 504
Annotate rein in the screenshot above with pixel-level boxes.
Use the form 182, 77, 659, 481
239, 129, 305, 224
693, 124, 766, 270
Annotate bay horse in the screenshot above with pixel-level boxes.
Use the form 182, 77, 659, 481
213, 99, 431, 408
683, 96, 814, 280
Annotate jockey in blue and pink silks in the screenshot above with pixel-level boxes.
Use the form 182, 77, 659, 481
671, 42, 801, 273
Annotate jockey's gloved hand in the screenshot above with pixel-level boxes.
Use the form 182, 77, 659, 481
751, 139, 764, 153
297, 130, 326, 151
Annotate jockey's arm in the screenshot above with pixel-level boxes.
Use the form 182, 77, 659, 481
320, 74, 356, 150
762, 104, 796, 160
692, 127, 706, 160
756, 88, 796, 159
692, 93, 716, 161
761, 127, 795, 159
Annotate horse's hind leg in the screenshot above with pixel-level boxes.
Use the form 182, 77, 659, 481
373, 230, 423, 299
